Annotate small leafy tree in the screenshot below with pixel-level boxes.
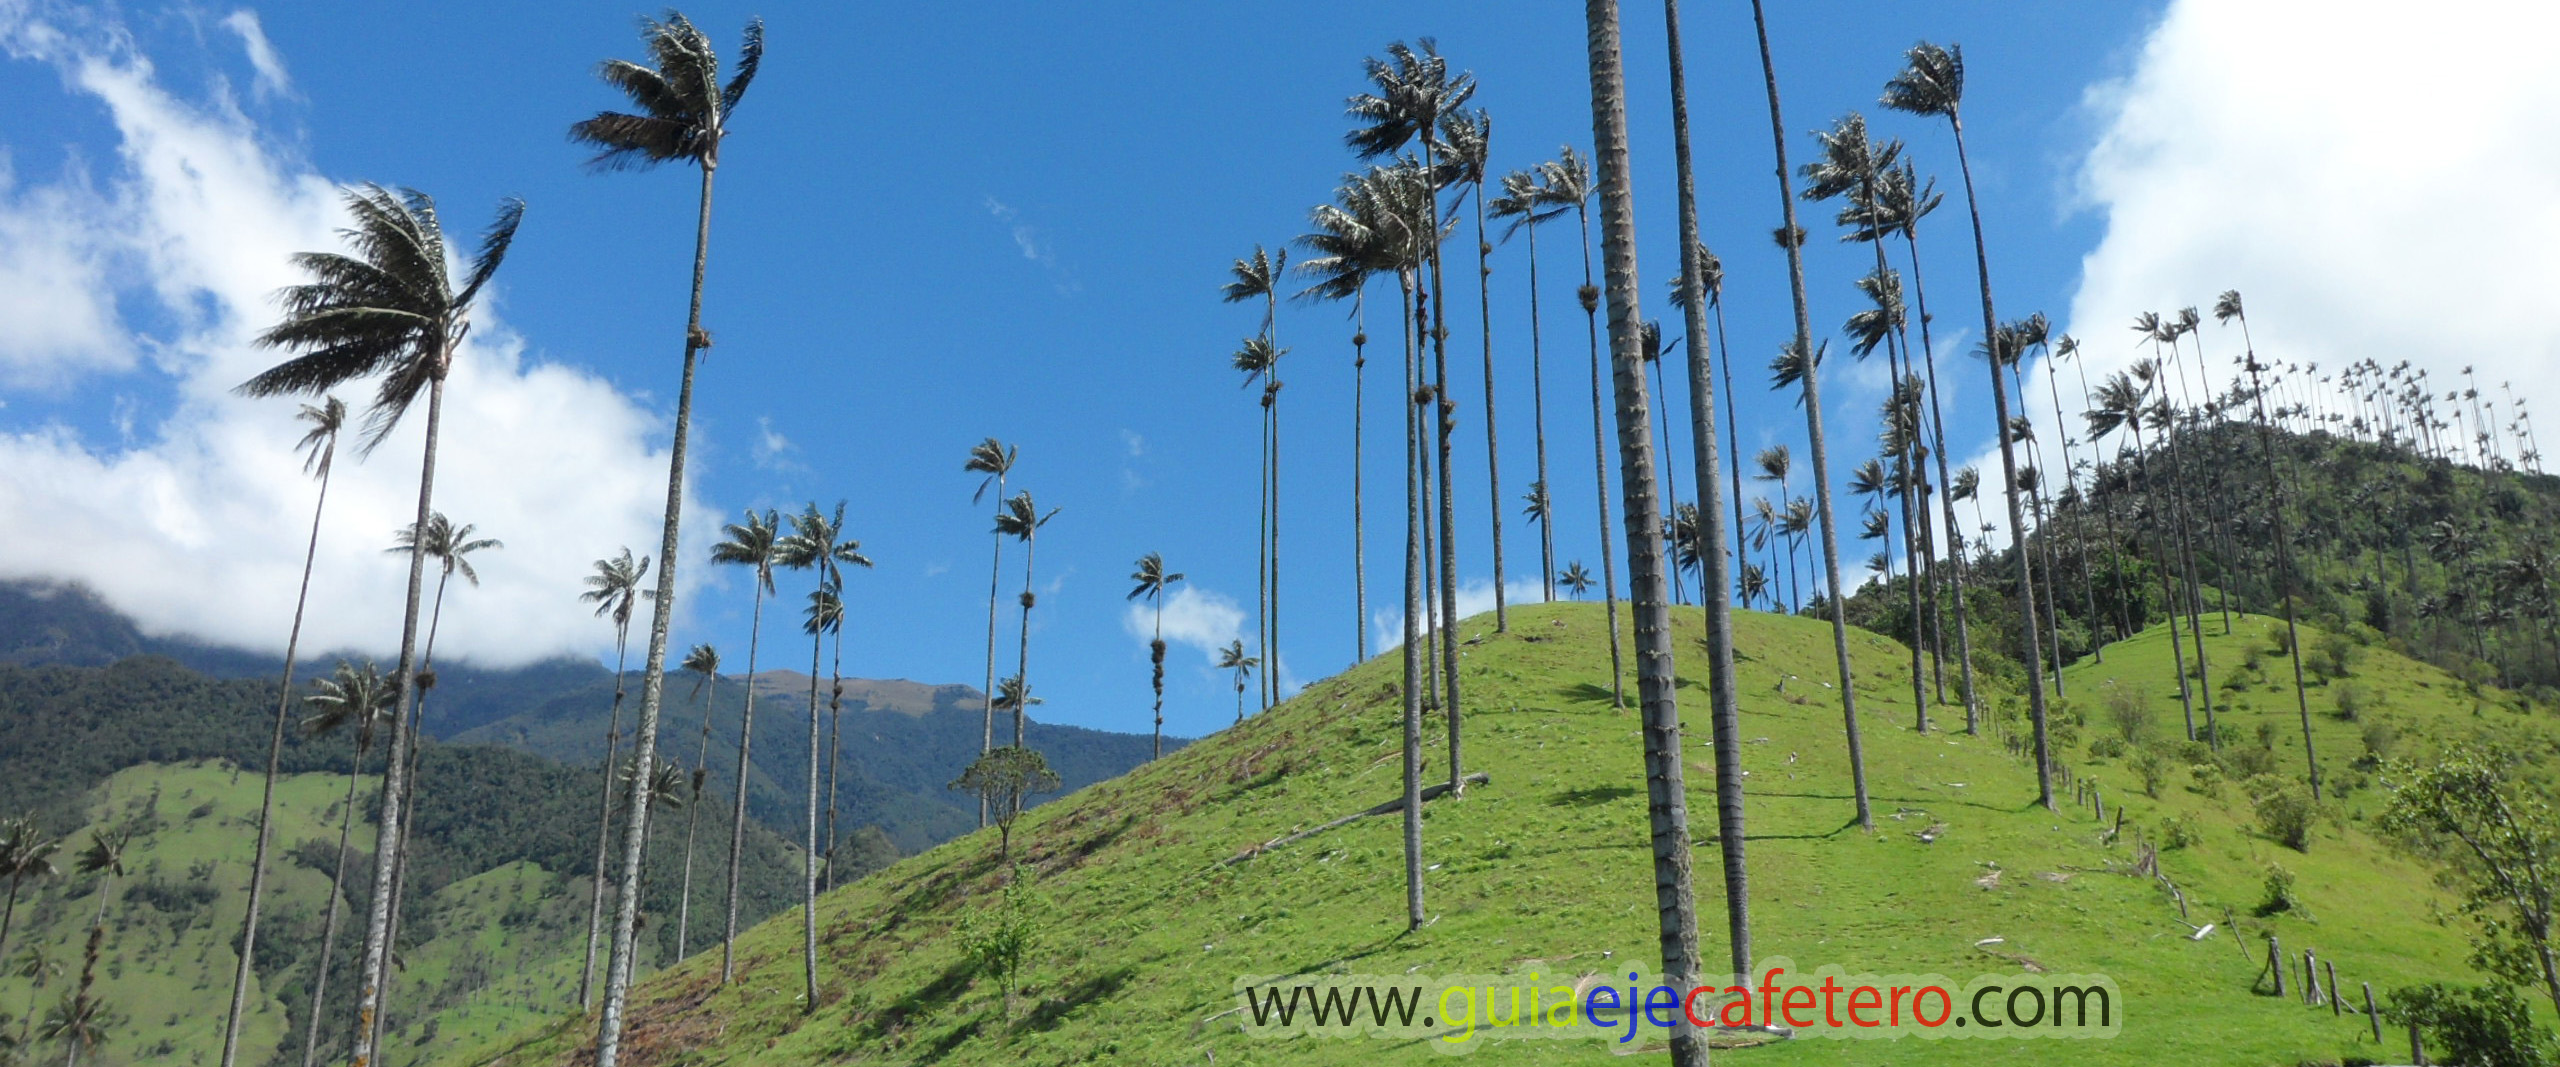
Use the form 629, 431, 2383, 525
2384, 982, 2554, 1067
950, 747, 1061, 861
2383, 749, 2560, 1015
957, 867, 1045, 1023
2247, 775, 2317, 851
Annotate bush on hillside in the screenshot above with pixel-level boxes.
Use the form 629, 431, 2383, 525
2247, 775, 2317, 851
2384, 983, 2554, 1067
2256, 862, 2300, 915
2313, 630, 2363, 681
2334, 681, 2371, 722
2359, 721, 2399, 767
2159, 813, 2199, 850
2106, 687, 2151, 745
2131, 747, 2169, 798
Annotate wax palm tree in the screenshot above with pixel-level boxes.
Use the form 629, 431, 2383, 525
1442, 106, 1510, 631
219, 395, 345, 1067
777, 503, 867, 1009
0, 818, 55, 970
1536, 147, 1627, 707
1225, 246, 1287, 705
1640, 321, 1687, 605
1128, 554, 1185, 759
963, 438, 1018, 823
2220, 291, 2321, 796
994, 492, 1060, 744
570, 14, 763, 1056
1668, 241, 1752, 608
1521, 481, 1554, 587
673, 643, 720, 959
1296, 181, 1393, 653
576, 547, 650, 1009
1560, 560, 1595, 599
1876, 160, 1983, 719
2088, 368, 2200, 747
1230, 333, 1284, 711
60, 830, 126, 1067
1753, 446, 1799, 609
1489, 165, 1572, 602
817, 535, 872, 895
1215, 641, 1259, 726
41, 990, 118, 1067
14, 945, 61, 1052
706, 508, 777, 982
1583, 3, 1709, 1056
1884, 39, 2053, 810
237, 182, 521, 1067
1740, 563, 1770, 609
1350, 39, 1474, 781
296, 659, 392, 1067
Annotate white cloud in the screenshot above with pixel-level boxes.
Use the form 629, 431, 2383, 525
219, 10, 289, 100
0, 11, 690, 667
1369, 578, 1542, 655
752, 415, 798, 470
1965, 0, 2560, 541
1126, 584, 1245, 660
0, 152, 134, 384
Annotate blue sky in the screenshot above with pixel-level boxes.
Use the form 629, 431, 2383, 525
11, 0, 2549, 742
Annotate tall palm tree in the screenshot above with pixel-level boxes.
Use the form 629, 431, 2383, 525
1215, 640, 1259, 725
237, 183, 521, 1067
963, 438, 1018, 824
2088, 369, 2200, 744
1225, 247, 1286, 706
1753, 446, 1799, 610
570, 14, 762, 1058
706, 508, 777, 982
62, 829, 126, 1067
674, 643, 720, 959
0, 818, 56, 970
576, 547, 649, 1010
2220, 291, 2321, 797
1668, 242, 1751, 605
14, 945, 62, 1053
1230, 333, 1284, 712
777, 503, 868, 1010
1542, 148, 1627, 706
1443, 106, 1510, 632
816, 536, 871, 896
1128, 554, 1185, 758
994, 492, 1060, 744
1349, 38, 1475, 776
1748, 0, 1870, 831
1489, 166, 1571, 602
1658, 0, 1750, 978
1884, 39, 2054, 810
297, 660, 392, 1067
1582, 1, 1708, 1058
1641, 322, 1687, 606
1296, 183, 1392, 655
220, 395, 343, 1067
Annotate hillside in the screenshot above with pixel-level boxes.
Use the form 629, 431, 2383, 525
442, 600, 2544, 1066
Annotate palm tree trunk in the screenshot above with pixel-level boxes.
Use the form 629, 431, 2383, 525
1576, 209, 1627, 707
1749, 0, 1869, 829
1257, 386, 1270, 714
1016, 534, 1037, 746
1422, 137, 1463, 792
301, 743, 366, 1067
2044, 348, 2106, 663
1662, 0, 1748, 981
1650, 354, 1686, 605
1582, 5, 1709, 1061
675, 675, 715, 958
596, 156, 718, 1067
1151, 604, 1167, 758
365, 564, 447, 1055
1902, 233, 1980, 724
1400, 262, 1426, 932
1354, 289, 1372, 654
1475, 185, 1508, 631
823, 626, 844, 891
2237, 318, 2322, 799
802, 626, 822, 1011
346, 370, 443, 1067
719, 580, 764, 984
980, 470, 1006, 828
580, 631, 631, 1010
1940, 108, 2054, 811
1526, 226, 1557, 603
1270, 308, 1284, 710
221, 445, 335, 1067
1712, 299, 1747, 604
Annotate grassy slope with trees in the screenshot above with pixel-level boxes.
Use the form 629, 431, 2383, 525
448, 599, 2543, 1066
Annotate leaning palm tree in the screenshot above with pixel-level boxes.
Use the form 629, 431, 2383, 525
1215, 640, 1259, 725
1128, 554, 1185, 758
1747, 0, 1870, 832
220, 396, 344, 1067
1225, 245, 1287, 708
1581, 1, 1709, 1059
0, 818, 56, 968
673, 643, 720, 959
1657, 0, 1752, 977
963, 438, 1018, 824
1489, 165, 1572, 602
1884, 39, 2054, 810
1442, 106, 1510, 631
576, 547, 649, 1010
236, 183, 522, 1067
570, 14, 763, 1057
296, 660, 393, 1067
1349, 40, 1475, 780
706, 508, 777, 983
1540, 147, 1627, 707
993, 492, 1060, 743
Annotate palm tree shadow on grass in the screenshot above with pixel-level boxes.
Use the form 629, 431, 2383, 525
1556, 680, 1622, 705
1745, 789, 2017, 816
1023, 966, 1137, 1033
1548, 784, 1638, 807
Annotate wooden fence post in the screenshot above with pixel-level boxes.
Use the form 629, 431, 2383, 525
2302, 949, 2319, 1005
2268, 936, 2285, 997
2325, 960, 2341, 1017
2363, 982, 2380, 1042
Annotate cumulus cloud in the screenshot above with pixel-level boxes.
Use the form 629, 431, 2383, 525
1124, 584, 1243, 658
0, 10, 690, 667
1971, 0, 2560, 538
1370, 578, 1543, 655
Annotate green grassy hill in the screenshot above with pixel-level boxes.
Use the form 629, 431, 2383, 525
438, 600, 2547, 1066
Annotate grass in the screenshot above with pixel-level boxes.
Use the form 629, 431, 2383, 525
436, 600, 2552, 1066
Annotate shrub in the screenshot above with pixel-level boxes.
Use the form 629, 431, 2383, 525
2257, 862, 2299, 915
2384, 983, 2555, 1067
2223, 744, 2278, 781
2247, 775, 2317, 851
2267, 626, 2294, 657
2334, 681, 2370, 722
2361, 721, 2400, 765
2188, 762, 2225, 799
2160, 813, 2200, 850
2242, 645, 2266, 674
2106, 687, 2151, 745
2313, 630, 2363, 680
2131, 747, 2169, 798
2088, 736, 2125, 760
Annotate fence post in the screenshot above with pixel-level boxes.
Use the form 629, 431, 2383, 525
2363, 982, 2380, 1042
2302, 949, 2319, 1005
2268, 936, 2285, 997
2325, 960, 2341, 1017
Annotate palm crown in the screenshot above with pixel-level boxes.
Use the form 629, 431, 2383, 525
1344, 39, 1474, 161
238, 185, 523, 450
294, 397, 348, 477
397, 512, 502, 586
303, 659, 396, 748
1127, 553, 1184, 603
709, 508, 782, 594
568, 12, 764, 171
1880, 41, 1965, 121
964, 438, 1018, 504
582, 548, 653, 632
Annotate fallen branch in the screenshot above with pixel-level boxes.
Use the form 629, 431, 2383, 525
1224, 772, 1491, 865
